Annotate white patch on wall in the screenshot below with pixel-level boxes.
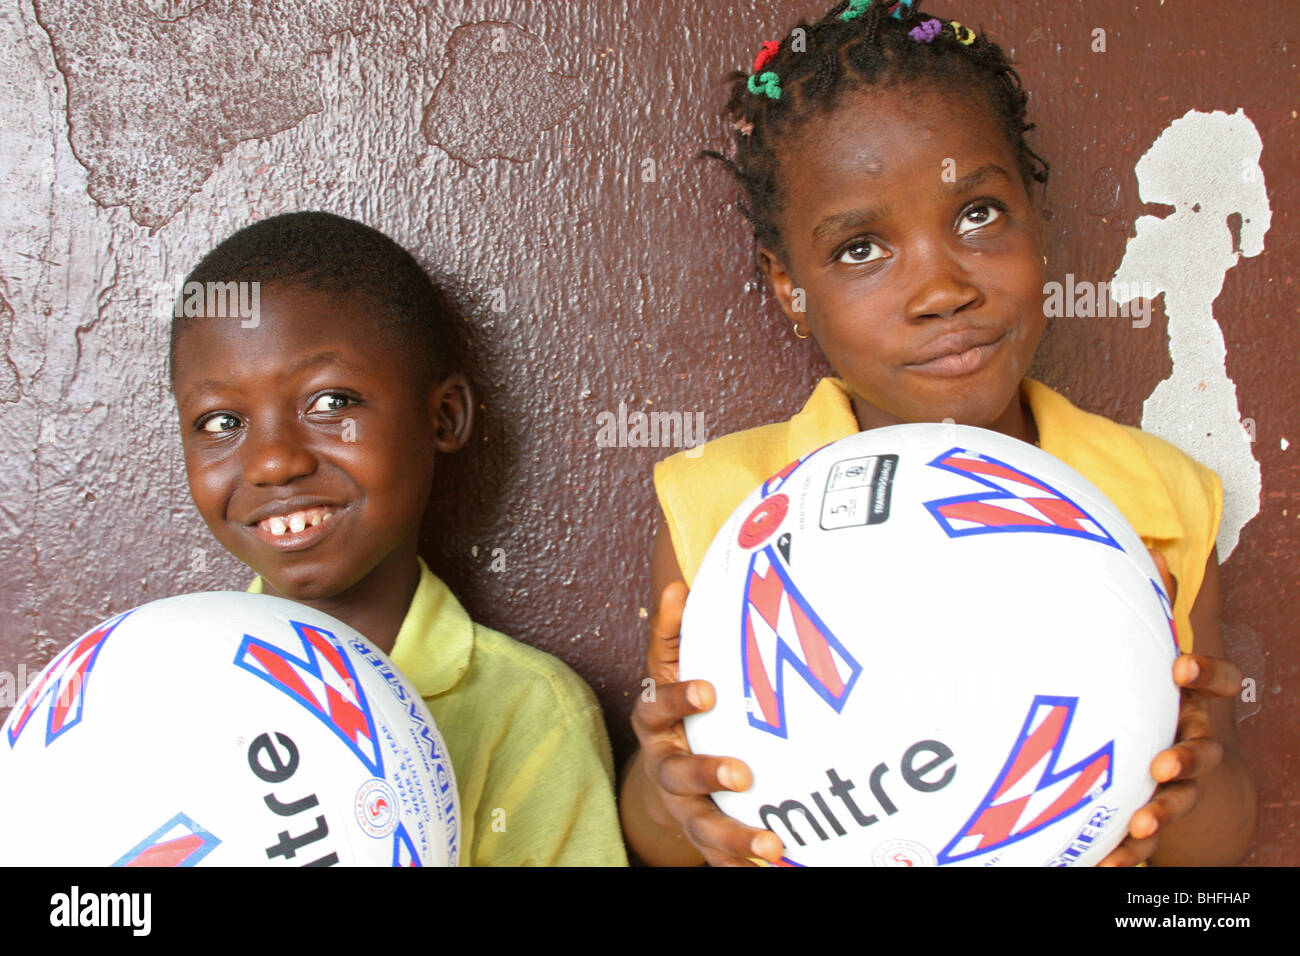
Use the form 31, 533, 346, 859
1111, 109, 1270, 561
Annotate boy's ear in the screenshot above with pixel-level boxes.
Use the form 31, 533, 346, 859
429, 373, 474, 454
757, 244, 808, 337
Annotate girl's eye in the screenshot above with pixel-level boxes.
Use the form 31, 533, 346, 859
200, 413, 241, 434
958, 203, 1003, 235
837, 239, 886, 265
309, 393, 353, 414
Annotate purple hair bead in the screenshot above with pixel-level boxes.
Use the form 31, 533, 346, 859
908, 18, 943, 43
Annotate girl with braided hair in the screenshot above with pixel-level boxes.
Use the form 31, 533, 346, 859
620, 0, 1254, 866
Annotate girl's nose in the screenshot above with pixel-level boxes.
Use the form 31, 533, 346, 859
903, 249, 983, 322
241, 421, 317, 486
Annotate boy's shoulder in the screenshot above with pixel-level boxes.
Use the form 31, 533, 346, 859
392, 567, 624, 866
462, 619, 602, 721
388, 563, 601, 725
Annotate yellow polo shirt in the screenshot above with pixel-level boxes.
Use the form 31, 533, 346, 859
654, 377, 1222, 653
250, 561, 626, 866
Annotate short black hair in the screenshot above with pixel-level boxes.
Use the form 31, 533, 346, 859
169, 211, 454, 386
707, 0, 1050, 257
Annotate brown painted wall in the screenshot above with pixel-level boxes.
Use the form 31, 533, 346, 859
1, 0, 1295, 864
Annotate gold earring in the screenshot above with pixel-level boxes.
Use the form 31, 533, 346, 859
792, 322, 810, 339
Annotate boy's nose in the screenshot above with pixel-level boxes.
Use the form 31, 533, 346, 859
241, 423, 318, 486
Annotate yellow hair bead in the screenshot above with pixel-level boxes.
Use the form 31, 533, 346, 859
949, 21, 976, 45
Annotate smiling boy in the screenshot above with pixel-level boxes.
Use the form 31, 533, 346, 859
171, 211, 626, 866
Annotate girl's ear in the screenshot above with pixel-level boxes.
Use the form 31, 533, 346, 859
1029, 186, 1050, 252
428, 373, 474, 454
757, 244, 809, 336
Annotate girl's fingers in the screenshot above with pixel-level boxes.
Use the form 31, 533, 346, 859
632, 679, 714, 735
1174, 653, 1244, 698
1127, 779, 1200, 839
657, 752, 752, 797
679, 798, 783, 865
1097, 832, 1159, 867
646, 583, 689, 678
1151, 737, 1224, 783
1174, 693, 1212, 741
1146, 548, 1178, 605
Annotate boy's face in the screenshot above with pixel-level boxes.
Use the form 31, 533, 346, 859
171, 282, 465, 601
760, 85, 1048, 433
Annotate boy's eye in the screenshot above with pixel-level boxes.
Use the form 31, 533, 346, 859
957, 203, 1003, 235
200, 413, 241, 434
308, 393, 354, 414
837, 239, 886, 265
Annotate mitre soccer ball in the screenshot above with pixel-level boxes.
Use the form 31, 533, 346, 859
0, 592, 459, 866
680, 423, 1180, 867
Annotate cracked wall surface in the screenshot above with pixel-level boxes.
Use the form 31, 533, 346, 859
0, 0, 1295, 864
32, 0, 370, 228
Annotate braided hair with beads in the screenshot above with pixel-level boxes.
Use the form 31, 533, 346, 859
706, 0, 1049, 259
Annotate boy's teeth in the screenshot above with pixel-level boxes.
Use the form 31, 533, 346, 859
259, 506, 335, 535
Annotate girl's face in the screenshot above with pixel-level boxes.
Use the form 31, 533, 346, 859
759, 84, 1048, 439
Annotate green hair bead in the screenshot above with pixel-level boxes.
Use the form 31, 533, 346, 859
840, 0, 872, 21
747, 70, 782, 100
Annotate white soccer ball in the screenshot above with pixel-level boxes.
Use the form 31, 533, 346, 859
1, 592, 459, 867
680, 423, 1180, 867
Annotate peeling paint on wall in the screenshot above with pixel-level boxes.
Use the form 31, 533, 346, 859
0, 294, 19, 403
421, 21, 585, 166
1111, 109, 1270, 562
31, 0, 368, 229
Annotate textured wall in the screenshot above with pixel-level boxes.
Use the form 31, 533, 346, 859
1, 0, 1295, 864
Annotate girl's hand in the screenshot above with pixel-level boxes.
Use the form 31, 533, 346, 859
1097, 550, 1244, 866
1098, 652, 1243, 866
625, 582, 785, 866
